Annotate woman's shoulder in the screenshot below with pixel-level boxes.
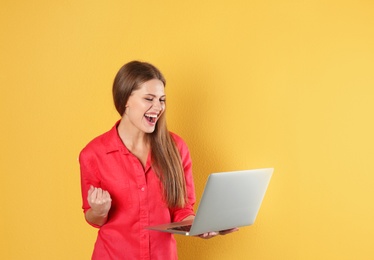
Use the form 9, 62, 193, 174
169, 132, 189, 150
169, 131, 184, 143
80, 123, 119, 156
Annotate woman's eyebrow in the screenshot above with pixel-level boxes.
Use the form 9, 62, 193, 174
145, 94, 166, 98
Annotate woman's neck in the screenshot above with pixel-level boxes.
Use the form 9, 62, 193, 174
117, 118, 149, 152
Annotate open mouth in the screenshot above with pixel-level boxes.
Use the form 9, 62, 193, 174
144, 113, 158, 124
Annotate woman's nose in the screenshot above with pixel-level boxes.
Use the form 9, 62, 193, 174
153, 100, 164, 111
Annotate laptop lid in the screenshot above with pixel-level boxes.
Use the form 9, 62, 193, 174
146, 168, 273, 236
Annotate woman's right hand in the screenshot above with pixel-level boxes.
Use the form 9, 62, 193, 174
87, 185, 112, 217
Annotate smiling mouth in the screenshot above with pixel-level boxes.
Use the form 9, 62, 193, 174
144, 113, 158, 124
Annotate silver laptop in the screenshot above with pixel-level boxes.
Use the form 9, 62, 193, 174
145, 168, 273, 236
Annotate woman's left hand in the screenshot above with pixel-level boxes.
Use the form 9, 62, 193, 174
198, 228, 239, 239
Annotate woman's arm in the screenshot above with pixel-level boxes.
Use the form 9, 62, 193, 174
85, 186, 112, 227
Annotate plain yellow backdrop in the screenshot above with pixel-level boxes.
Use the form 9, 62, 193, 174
1, 1, 373, 259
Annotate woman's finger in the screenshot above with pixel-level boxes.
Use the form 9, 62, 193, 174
103, 191, 112, 202
90, 187, 98, 203
198, 232, 218, 239
219, 228, 239, 235
88, 186, 112, 207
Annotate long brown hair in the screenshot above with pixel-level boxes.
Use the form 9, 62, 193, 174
112, 61, 187, 208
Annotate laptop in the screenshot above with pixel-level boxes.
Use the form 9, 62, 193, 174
145, 168, 273, 236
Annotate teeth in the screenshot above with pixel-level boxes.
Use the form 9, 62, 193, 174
145, 114, 158, 118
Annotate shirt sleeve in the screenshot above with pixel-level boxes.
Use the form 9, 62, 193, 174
169, 133, 196, 222
79, 147, 102, 228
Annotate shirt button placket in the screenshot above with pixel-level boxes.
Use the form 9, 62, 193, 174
135, 161, 150, 259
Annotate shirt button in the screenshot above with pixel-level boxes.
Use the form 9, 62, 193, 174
141, 187, 145, 192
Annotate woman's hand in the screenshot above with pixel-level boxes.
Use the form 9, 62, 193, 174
183, 216, 239, 239
198, 228, 239, 239
88, 185, 112, 216
85, 186, 112, 226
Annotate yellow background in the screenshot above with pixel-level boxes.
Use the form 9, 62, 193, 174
1, 1, 373, 259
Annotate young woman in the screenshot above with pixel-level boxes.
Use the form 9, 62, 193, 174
79, 61, 236, 259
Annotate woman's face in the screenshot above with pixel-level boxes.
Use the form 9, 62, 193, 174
124, 78, 166, 134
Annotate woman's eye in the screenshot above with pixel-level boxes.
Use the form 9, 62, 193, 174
160, 99, 166, 103
145, 98, 153, 101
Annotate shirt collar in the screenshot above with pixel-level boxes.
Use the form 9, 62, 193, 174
104, 120, 131, 154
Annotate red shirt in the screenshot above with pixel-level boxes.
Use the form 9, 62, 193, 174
79, 122, 196, 259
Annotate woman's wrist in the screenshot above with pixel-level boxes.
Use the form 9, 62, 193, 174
86, 208, 109, 226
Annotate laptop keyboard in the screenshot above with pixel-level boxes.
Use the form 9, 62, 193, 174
167, 225, 192, 232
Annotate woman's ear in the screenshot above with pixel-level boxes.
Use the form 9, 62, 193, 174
123, 105, 129, 116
